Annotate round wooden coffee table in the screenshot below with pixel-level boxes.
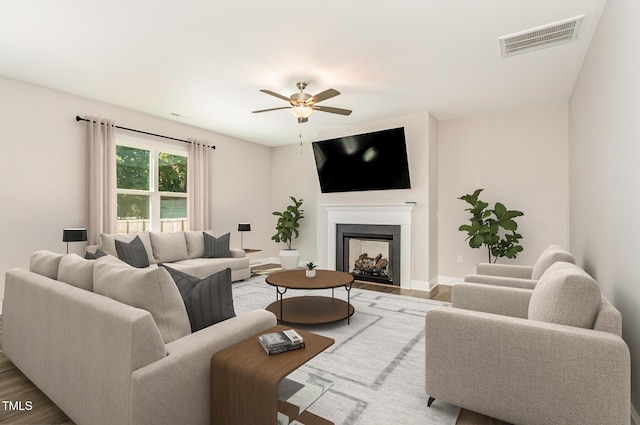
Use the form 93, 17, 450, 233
265, 269, 355, 325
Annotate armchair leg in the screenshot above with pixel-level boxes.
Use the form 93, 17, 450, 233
427, 397, 435, 407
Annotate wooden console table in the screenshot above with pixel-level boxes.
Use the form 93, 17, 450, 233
210, 325, 335, 425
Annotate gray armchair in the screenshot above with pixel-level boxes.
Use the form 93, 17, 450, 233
463, 244, 575, 289
425, 262, 630, 425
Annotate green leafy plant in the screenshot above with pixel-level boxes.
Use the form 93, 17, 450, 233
305, 261, 317, 270
458, 189, 524, 263
271, 196, 304, 250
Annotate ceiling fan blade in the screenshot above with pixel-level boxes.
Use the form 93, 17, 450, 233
252, 106, 291, 113
312, 105, 352, 116
259, 89, 291, 102
307, 88, 340, 105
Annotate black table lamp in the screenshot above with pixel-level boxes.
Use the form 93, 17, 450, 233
63, 228, 87, 254
238, 223, 251, 250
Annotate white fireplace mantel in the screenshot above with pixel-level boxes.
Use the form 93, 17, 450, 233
323, 203, 415, 288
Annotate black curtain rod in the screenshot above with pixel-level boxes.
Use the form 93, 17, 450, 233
75, 116, 216, 149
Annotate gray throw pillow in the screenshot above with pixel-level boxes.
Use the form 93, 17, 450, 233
203, 232, 232, 258
84, 249, 107, 260
115, 235, 150, 268
160, 265, 236, 332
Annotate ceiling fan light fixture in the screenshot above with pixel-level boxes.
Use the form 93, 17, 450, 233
254, 82, 350, 122
291, 105, 314, 119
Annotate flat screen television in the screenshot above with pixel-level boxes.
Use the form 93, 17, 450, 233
312, 127, 411, 193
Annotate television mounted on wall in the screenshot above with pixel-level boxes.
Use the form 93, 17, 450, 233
312, 127, 411, 193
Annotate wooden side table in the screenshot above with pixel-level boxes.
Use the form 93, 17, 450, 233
210, 325, 335, 425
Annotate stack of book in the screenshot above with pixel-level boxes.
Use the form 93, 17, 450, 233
258, 329, 305, 355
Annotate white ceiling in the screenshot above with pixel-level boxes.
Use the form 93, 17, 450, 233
0, 0, 605, 147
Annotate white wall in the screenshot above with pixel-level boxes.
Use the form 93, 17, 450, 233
269, 142, 319, 262
438, 102, 570, 279
0, 76, 273, 301
569, 0, 640, 414
428, 114, 439, 281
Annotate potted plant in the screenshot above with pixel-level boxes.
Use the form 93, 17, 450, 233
458, 189, 524, 263
305, 261, 317, 278
272, 196, 304, 269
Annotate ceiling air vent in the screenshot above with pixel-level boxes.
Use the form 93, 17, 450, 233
499, 15, 584, 58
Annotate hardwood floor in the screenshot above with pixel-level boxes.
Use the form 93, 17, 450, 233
0, 268, 509, 425
352, 279, 452, 302
456, 409, 512, 425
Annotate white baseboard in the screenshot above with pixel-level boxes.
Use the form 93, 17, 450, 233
411, 279, 435, 292
434, 275, 464, 286
632, 405, 639, 425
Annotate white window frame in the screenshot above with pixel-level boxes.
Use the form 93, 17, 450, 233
116, 134, 188, 233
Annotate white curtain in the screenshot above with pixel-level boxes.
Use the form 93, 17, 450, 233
86, 116, 117, 245
187, 138, 212, 230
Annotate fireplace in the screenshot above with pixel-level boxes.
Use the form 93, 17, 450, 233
324, 204, 415, 289
336, 224, 401, 286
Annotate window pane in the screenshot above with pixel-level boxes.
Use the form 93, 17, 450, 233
160, 196, 187, 233
117, 194, 150, 234
158, 152, 187, 193
117, 146, 150, 190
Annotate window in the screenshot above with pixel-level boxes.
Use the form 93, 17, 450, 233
116, 141, 188, 234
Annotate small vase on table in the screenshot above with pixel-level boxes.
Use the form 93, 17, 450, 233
305, 261, 317, 278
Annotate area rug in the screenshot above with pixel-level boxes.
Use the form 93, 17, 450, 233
232, 276, 460, 425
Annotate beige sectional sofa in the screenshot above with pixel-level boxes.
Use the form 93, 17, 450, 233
90, 230, 251, 281
3, 250, 277, 425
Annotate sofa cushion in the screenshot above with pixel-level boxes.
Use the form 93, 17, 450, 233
160, 265, 236, 332
115, 235, 150, 268
149, 231, 189, 263
93, 255, 191, 343
29, 250, 65, 280
100, 232, 156, 265
184, 230, 217, 259
58, 254, 95, 291
528, 262, 601, 329
204, 232, 232, 258
169, 256, 250, 279
531, 245, 575, 280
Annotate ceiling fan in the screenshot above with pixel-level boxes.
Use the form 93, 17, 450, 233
252, 82, 352, 123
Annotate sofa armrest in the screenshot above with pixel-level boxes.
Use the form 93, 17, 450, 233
464, 274, 537, 289
230, 248, 246, 258
475, 263, 533, 279
130, 309, 277, 425
452, 283, 532, 318
425, 307, 630, 425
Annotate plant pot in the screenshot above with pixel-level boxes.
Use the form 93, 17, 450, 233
279, 249, 300, 270
305, 269, 316, 278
